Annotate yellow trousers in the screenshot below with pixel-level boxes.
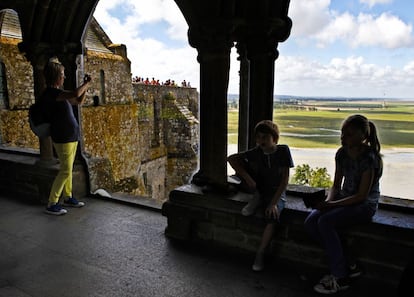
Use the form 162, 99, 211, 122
48, 141, 78, 205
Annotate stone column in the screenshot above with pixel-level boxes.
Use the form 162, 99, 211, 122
236, 42, 250, 153
188, 26, 233, 191
246, 38, 279, 148
59, 52, 86, 161
59, 53, 79, 90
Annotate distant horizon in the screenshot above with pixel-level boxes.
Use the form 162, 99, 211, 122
227, 94, 414, 102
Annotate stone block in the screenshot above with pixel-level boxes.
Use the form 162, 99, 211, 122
209, 211, 237, 228
236, 215, 266, 233
164, 215, 192, 241
214, 227, 246, 248
194, 221, 214, 241
162, 200, 208, 221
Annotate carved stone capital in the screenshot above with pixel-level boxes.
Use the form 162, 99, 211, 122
246, 38, 279, 61
188, 22, 234, 63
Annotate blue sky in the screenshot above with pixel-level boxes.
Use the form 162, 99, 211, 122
94, 0, 414, 99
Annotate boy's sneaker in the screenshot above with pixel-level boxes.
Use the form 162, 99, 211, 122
314, 275, 350, 294
241, 193, 260, 216
348, 263, 362, 278
63, 197, 85, 208
252, 252, 264, 272
45, 204, 67, 215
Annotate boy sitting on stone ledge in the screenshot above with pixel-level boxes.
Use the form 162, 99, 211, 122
227, 120, 294, 271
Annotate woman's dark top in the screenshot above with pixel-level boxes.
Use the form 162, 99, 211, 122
41, 87, 79, 143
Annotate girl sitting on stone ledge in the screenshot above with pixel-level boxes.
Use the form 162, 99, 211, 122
304, 114, 382, 294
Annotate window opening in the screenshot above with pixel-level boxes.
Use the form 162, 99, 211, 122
100, 69, 106, 103
0, 62, 9, 109
152, 100, 160, 147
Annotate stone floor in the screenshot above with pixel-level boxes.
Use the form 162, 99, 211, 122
0, 194, 398, 297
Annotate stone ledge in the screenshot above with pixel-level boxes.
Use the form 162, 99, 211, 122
165, 184, 414, 229
162, 184, 414, 288
0, 151, 88, 204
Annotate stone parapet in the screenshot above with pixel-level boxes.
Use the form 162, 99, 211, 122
0, 86, 199, 202
162, 184, 414, 288
0, 151, 87, 204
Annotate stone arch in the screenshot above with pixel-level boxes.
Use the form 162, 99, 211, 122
0, 8, 22, 40
175, 0, 292, 189
0, 1, 99, 164
0, 0, 292, 197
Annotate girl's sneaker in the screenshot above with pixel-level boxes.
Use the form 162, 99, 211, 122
348, 263, 362, 278
63, 197, 85, 208
313, 275, 350, 294
45, 204, 67, 215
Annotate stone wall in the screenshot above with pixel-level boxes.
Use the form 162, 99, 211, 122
84, 49, 133, 105
80, 86, 199, 201
139, 156, 167, 203
0, 34, 199, 203
81, 104, 143, 194
0, 37, 34, 109
133, 84, 199, 199
0, 38, 37, 147
0, 109, 38, 148
133, 84, 199, 117
0, 88, 199, 202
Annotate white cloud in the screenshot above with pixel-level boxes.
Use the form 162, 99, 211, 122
403, 60, 414, 74
352, 13, 414, 48
121, 0, 188, 41
288, 0, 331, 37
313, 12, 356, 48
359, 0, 394, 9
274, 55, 414, 98
289, 1, 414, 49
94, 0, 188, 42
318, 12, 414, 49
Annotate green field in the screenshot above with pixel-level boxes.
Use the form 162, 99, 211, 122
228, 100, 414, 148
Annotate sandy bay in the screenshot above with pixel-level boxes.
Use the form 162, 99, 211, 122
228, 145, 414, 201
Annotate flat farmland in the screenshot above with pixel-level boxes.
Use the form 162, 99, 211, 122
228, 100, 414, 148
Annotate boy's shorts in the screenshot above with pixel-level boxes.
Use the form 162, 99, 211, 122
259, 193, 286, 224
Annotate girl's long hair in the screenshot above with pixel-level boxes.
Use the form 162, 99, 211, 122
344, 114, 383, 175
367, 120, 381, 155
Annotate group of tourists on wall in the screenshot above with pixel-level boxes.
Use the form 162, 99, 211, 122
132, 75, 191, 88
